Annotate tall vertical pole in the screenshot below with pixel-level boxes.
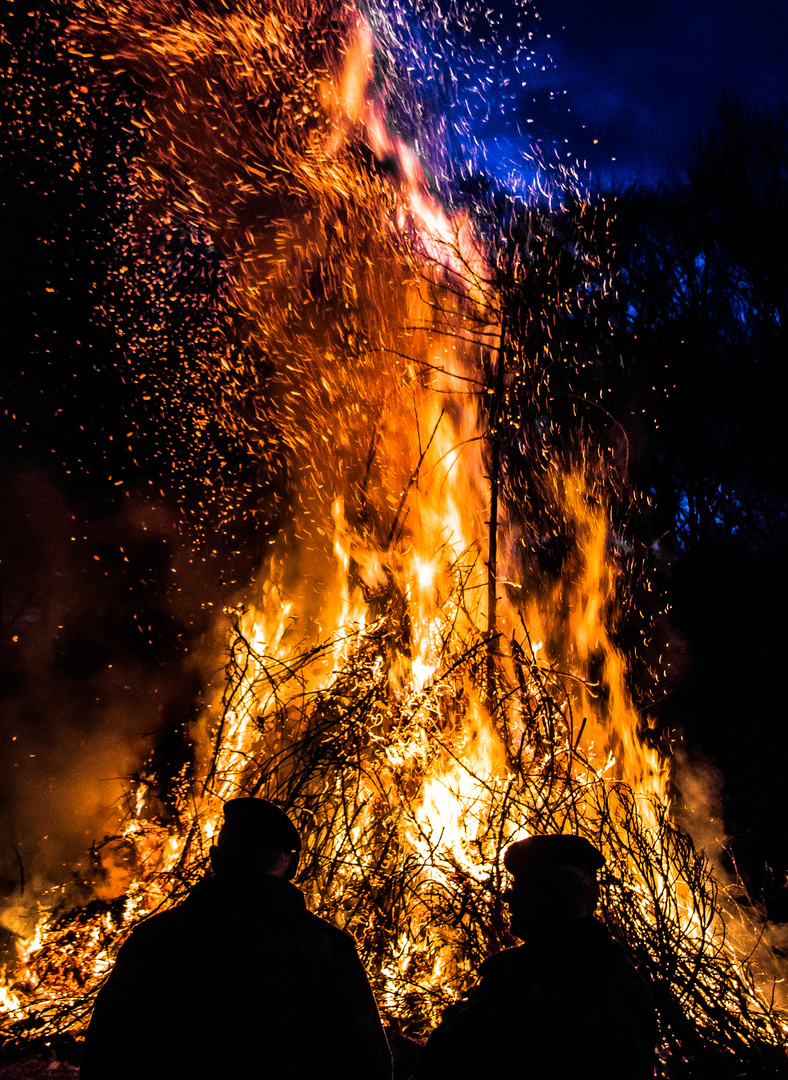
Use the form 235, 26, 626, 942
486, 305, 507, 716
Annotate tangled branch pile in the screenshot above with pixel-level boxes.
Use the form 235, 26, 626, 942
4, 573, 787, 1079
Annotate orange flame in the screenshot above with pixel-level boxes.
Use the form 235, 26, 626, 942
2, 0, 787, 1058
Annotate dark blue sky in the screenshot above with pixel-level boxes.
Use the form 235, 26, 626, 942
476, 0, 788, 186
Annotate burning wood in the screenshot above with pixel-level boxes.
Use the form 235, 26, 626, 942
1, 1, 787, 1077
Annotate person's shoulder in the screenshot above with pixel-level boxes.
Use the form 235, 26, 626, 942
302, 910, 364, 959
571, 919, 637, 967
479, 945, 526, 979
472, 945, 538, 1002
120, 908, 180, 951
305, 910, 356, 943
96, 902, 192, 991
118, 890, 200, 954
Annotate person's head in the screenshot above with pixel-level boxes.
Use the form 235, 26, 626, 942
209, 797, 302, 880
502, 834, 604, 940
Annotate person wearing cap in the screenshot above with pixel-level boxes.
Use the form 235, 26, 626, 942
80, 797, 392, 1080
414, 833, 657, 1080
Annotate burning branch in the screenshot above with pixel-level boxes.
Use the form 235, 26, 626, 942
1, 6, 786, 1080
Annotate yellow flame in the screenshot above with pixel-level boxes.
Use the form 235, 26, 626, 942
2, 0, 786, 1055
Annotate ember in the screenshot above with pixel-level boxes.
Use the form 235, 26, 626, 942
1, 0, 787, 1076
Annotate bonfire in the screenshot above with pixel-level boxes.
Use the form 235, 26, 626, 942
1, 2, 787, 1077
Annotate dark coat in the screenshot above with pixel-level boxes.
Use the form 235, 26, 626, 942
415, 918, 657, 1080
80, 872, 392, 1080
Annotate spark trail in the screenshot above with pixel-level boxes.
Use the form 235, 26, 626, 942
1, 2, 786, 1075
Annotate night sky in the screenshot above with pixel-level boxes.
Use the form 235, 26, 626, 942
481, 0, 788, 185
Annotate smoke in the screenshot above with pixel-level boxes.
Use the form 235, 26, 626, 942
0, 466, 224, 930
672, 743, 727, 868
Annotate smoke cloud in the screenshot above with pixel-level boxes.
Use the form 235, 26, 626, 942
0, 466, 226, 932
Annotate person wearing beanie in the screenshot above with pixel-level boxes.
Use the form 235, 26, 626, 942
415, 833, 656, 1080
81, 798, 392, 1080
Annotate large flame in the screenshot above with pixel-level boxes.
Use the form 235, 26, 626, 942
1, 0, 787, 1068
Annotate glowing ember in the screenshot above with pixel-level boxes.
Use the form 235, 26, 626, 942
1, 0, 787, 1073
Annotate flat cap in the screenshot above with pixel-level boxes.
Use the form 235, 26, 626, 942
503, 834, 604, 877
219, 798, 302, 852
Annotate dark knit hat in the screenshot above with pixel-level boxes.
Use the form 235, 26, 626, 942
217, 798, 302, 853
503, 834, 604, 878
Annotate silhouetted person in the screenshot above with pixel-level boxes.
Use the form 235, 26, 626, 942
81, 798, 392, 1080
414, 834, 657, 1080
